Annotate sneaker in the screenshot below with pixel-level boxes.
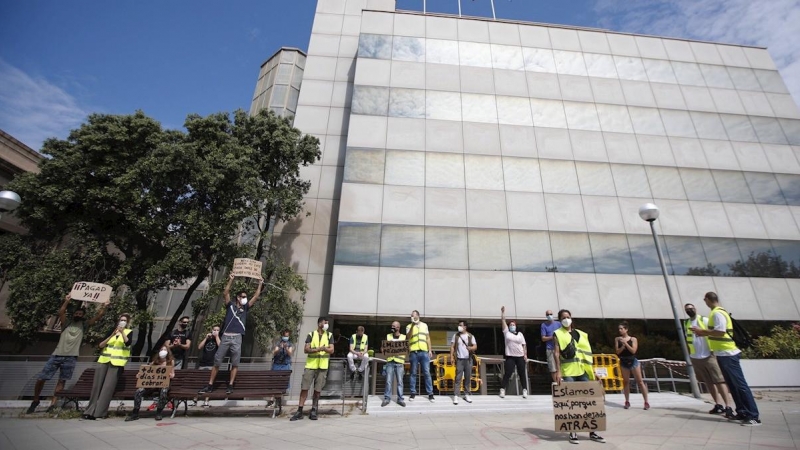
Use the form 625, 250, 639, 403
464, 394, 472, 403
155, 413, 163, 421
381, 398, 390, 407
45, 405, 57, 414
624, 401, 630, 409
398, 400, 406, 407
589, 432, 606, 443
741, 418, 761, 427
453, 396, 459, 405
709, 404, 725, 415
428, 394, 435, 402
147, 402, 157, 411
309, 408, 318, 420
25, 401, 39, 414
226, 384, 234, 395
290, 409, 304, 421
569, 433, 579, 444
190, 400, 198, 407
201, 403, 210, 408
724, 407, 735, 419
727, 412, 746, 421
409, 393, 416, 401
522, 389, 528, 399
124, 412, 139, 422
197, 385, 213, 394
644, 402, 650, 410
499, 388, 505, 398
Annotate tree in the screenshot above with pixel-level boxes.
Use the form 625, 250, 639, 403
743, 325, 800, 359
685, 251, 800, 278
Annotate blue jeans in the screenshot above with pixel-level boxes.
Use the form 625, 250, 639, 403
384, 361, 404, 401
563, 374, 589, 382
716, 353, 759, 420
272, 363, 292, 391
409, 350, 433, 395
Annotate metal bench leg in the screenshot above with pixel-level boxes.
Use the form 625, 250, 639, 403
170, 399, 178, 419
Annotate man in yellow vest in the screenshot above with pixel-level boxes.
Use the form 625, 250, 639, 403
347, 326, 369, 380
693, 292, 761, 426
406, 309, 435, 402
290, 317, 333, 421
382, 321, 407, 407
684, 302, 734, 418
553, 309, 605, 445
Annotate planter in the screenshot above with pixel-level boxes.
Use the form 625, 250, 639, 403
740, 359, 800, 388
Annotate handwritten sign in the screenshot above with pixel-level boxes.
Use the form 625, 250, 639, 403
552, 381, 606, 432
136, 365, 171, 389
232, 258, 263, 279
70, 282, 112, 304
381, 340, 409, 356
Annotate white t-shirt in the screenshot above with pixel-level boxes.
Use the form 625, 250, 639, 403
689, 316, 710, 359
711, 311, 741, 357
451, 333, 477, 359
503, 330, 526, 357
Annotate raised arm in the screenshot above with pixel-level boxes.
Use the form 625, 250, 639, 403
86, 302, 108, 327
501, 306, 508, 332
99, 326, 120, 349
198, 333, 209, 350
248, 277, 265, 307
223, 273, 234, 305
58, 294, 71, 326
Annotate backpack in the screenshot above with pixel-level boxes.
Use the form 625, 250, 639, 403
560, 330, 580, 359
728, 312, 754, 350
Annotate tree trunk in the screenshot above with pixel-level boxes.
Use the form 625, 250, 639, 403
147, 267, 209, 355
130, 290, 151, 357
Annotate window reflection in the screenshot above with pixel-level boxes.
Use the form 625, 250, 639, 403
459, 41, 492, 68
426, 91, 462, 121
770, 240, 800, 277
523, 48, 557, 73
712, 170, 754, 203
468, 228, 512, 271
780, 119, 800, 145
335, 223, 381, 266
575, 162, 617, 196
627, 234, 665, 275
426, 39, 459, 65
550, 232, 595, 273
389, 88, 425, 118
727, 67, 761, 91
425, 227, 469, 270
509, 230, 553, 271
735, 239, 778, 277
672, 62, 705, 86
611, 164, 652, 198
531, 99, 567, 128
554, 50, 587, 76
358, 34, 393, 59
644, 59, 677, 84
755, 70, 789, 94
647, 166, 687, 200
343, 148, 385, 184
664, 236, 708, 275
462, 93, 498, 123
680, 168, 721, 201
775, 174, 800, 206
745, 172, 786, 205
584, 53, 618, 78
590, 233, 634, 274
751, 117, 788, 145
698, 237, 742, 276
380, 225, 424, 268
385, 150, 425, 186
351, 86, 389, 116
492, 44, 524, 71
614, 56, 648, 81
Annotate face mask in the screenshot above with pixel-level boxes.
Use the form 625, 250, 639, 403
118, 320, 127, 328
212, 330, 219, 336
685, 310, 696, 318
391, 327, 398, 333
561, 318, 572, 328
158, 350, 168, 359
546, 315, 554, 321
281, 336, 289, 341
179, 323, 188, 328
73, 315, 85, 321
509, 325, 516, 333
412, 317, 419, 323
457, 326, 464, 333
322, 324, 329, 331
240, 297, 248, 306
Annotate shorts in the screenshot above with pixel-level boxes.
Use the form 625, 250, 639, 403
214, 334, 242, 367
619, 357, 640, 370
37, 355, 77, 381
692, 355, 725, 384
546, 349, 557, 372
301, 368, 328, 392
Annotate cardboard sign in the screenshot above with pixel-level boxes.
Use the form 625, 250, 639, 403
136, 365, 171, 389
231, 258, 263, 279
70, 282, 112, 304
381, 339, 409, 356
552, 381, 606, 433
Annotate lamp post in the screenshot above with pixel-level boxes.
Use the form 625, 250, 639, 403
638, 203, 702, 399
0, 190, 21, 222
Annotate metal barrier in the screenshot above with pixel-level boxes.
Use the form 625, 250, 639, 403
634, 358, 700, 395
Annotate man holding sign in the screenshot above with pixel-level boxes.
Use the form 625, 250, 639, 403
27, 294, 107, 414
198, 271, 264, 395
381, 321, 407, 407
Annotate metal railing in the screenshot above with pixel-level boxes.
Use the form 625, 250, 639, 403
633, 358, 699, 395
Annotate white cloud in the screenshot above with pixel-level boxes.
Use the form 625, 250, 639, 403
0, 59, 89, 151
593, 0, 800, 104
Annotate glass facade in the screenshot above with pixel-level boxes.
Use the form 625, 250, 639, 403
250, 47, 306, 119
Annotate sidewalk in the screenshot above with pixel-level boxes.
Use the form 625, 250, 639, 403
1, 391, 798, 449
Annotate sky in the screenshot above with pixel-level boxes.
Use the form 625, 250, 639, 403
1, 0, 798, 151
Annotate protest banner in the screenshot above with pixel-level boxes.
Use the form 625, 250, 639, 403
552, 381, 606, 432
381, 340, 409, 356
231, 258, 263, 279
70, 282, 112, 304
136, 365, 171, 389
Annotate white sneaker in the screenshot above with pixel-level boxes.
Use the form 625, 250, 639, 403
522, 389, 528, 398
453, 396, 459, 405
499, 388, 505, 398
464, 394, 472, 403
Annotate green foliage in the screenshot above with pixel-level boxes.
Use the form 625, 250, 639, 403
742, 325, 800, 359
687, 251, 800, 278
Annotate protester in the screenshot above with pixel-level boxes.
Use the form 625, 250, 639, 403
554, 309, 605, 445
615, 321, 649, 410
347, 326, 369, 380
331, 328, 349, 358
168, 316, 192, 369
500, 306, 528, 398
450, 320, 476, 405
407, 310, 435, 402
194, 325, 220, 407
27, 294, 107, 414
198, 272, 263, 395
540, 309, 561, 384
269, 329, 293, 407
382, 321, 406, 407
82, 313, 132, 420
125, 345, 175, 421
684, 303, 735, 418
693, 292, 761, 426
290, 317, 333, 421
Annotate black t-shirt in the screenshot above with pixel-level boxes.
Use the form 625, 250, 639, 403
199, 338, 219, 367
169, 329, 190, 361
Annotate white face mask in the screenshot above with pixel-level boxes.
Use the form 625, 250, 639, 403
412, 316, 419, 323
239, 297, 248, 306
561, 318, 572, 328
118, 320, 127, 328
212, 330, 219, 336
457, 326, 464, 333
158, 350, 168, 359
322, 323, 329, 331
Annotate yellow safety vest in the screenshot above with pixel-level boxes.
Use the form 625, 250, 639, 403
406, 321, 430, 352
684, 316, 706, 355
555, 328, 589, 377
707, 307, 737, 352
97, 329, 132, 367
351, 334, 368, 352
575, 330, 594, 380
306, 330, 332, 370
386, 333, 407, 364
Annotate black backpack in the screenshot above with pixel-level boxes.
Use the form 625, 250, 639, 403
728, 312, 754, 350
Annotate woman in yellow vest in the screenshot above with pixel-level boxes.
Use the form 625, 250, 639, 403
82, 313, 132, 420
553, 309, 605, 445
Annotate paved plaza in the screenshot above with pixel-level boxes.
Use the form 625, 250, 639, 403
0, 391, 798, 450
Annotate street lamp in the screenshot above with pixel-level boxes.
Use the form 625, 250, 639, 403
638, 203, 702, 399
0, 190, 21, 221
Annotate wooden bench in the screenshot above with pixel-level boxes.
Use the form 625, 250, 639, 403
168, 369, 292, 418
55, 368, 139, 411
